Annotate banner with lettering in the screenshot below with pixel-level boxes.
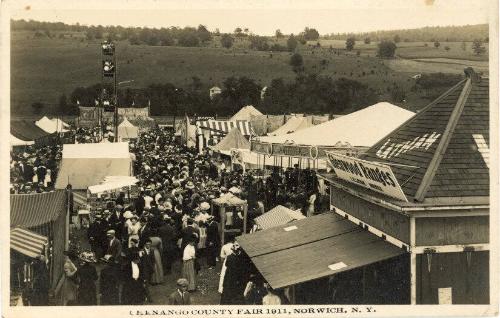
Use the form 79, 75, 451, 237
326, 152, 408, 202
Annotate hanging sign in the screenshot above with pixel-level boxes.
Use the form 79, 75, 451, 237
326, 152, 408, 202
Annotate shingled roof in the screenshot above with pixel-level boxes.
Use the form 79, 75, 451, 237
361, 68, 489, 202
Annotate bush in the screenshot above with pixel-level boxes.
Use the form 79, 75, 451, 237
377, 40, 397, 58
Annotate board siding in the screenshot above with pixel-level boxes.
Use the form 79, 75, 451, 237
330, 186, 410, 243
415, 216, 489, 246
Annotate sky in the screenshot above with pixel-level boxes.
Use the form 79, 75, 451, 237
6, 0, 492, 35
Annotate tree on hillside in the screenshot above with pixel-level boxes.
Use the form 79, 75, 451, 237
472, 39, 486, 55
345, 36, 355, 51
378, 40, 397, 58
303, 27, 320, 41
214, 28, 220, 36
249, 35, 269, 51
434, 40, 440, 48
197, 25, 212, 43
234, 27, 243, 37
290, 53, 304, 73
275, 29, 284, 38
58, 94, 68, 114
393, 34, 401, 43
444, 46, 450, 51
177, 28, 200, 47
220, 34, 234, 49
364, 37, 371, 44
287, 35, 298, 52
461, 41, 467, 51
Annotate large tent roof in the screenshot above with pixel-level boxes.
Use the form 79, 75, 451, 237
118, 117, 136, 128
230, 105, 263, 121
259, 102, 415, 147
360, 70, 489, 201
56, 143, 133, 189
61, 142, 130, 159
254, 205, 305, 230
212, 128, 251, 152
268, 116, 313, 136
118, 118, 139, 139
11, 120, 53, 141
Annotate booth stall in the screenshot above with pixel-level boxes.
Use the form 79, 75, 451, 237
320, 69, 490, 304
10, 190, 70, 304
211, 193, 248, 246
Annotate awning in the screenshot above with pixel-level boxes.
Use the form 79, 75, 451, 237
237, 212, 405, 289
254, 205, 305, 230
11, 227, 48, 258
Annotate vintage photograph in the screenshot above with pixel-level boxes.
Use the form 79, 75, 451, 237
1, 0, 498, 316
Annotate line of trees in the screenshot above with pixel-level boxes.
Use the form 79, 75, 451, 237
327, 24, 488, 42
67, 74, 378, 117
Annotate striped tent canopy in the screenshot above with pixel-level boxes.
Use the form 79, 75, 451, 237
11, 227, 48, 258
11, 190, 67, 228
254, 205, 305, 230
196, 120, 253, 144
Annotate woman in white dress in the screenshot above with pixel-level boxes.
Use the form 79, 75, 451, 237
127, 216, 141, 248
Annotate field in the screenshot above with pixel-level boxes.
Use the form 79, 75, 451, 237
11, 31, 489, 116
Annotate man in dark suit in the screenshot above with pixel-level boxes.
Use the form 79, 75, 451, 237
108, 205, 124, 240
138, 218, 153, 248
157, 216, 176, 274
180, 218, 199, 253
205, 216, 220, 269
140, 239, 155, 303
105, 230, 122, 263
168, 278, 191, 305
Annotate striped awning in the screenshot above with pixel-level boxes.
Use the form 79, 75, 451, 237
196, 120, 253, 143
73, 190, 87, 207
11, 227, 48, 258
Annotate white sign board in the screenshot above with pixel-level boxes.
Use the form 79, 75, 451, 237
438, 287, 453, 304
326, 152, 408, 202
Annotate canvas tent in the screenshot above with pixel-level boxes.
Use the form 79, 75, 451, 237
55, 142, 133, 190
211, 128, 251, 154
230, 105, 263, 121
179, 116, 197, 148
253, 205, 305, 230
268, 116, 314, 136
259, 103, 414, 147
117, 117, 139, 141
11, 120, 56, 146
35, 116, 69, 134
10, 134, 35, 147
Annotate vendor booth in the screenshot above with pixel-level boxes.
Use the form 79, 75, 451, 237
10, 190, 70, 304
196, 119, 253, 152
55, 142, 133, 190
320, 69, 490, 304
11, 120, 57, 147
230, 105, 263, 121
211, 193, 248, 246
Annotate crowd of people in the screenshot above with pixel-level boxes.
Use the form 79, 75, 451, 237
12, 124, 325, 306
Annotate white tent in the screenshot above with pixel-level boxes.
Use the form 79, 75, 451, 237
117, 117, 139, 141
268, 116, 313, 136
258, 102, 415, 147
35, 116, 69, 134
230, 105, 263, 121
55, 142, 133, 190
10, 134, 34, 147
254, 205, 305, 230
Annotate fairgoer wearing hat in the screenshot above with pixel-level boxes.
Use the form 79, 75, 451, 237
105, 230, 122, 263
121, 252, 146, 305
205, 215, 220, 269
99, 256, 120, 305
168, 278, 191, 305
182, 237, 197, 292
77, 252, 98, 305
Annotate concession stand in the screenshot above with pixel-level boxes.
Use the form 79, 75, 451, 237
211, 193, 248, 245
321, 69, 490, 304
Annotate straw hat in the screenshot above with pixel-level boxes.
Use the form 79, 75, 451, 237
200, 202, 210, 211
123, 210, 134, 219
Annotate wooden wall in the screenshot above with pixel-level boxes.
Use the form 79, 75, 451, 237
416, 251, 489, 304
330, 186, 410, 243
415, 216, 489, 246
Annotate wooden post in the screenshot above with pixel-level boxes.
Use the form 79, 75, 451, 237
243, 203, 248, 234
410, 217, 417, 304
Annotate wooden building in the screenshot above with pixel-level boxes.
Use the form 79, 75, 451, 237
321, 68, 490, 304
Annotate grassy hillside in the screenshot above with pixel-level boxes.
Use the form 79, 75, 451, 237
11, 30, 488, 116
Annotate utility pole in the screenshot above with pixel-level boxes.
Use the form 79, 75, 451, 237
101, 40, 117, 141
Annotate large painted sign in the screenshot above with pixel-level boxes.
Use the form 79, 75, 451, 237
326, 152, 408, 202
117, 107, 149, 119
